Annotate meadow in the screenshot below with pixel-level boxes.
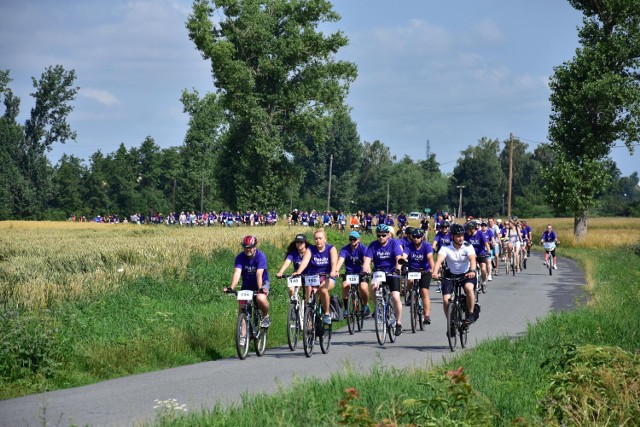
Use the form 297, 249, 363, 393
1, 218, 639, 426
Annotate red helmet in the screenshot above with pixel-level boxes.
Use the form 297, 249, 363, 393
242, 235, 257, 248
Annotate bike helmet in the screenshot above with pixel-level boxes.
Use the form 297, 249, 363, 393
464, 221, 477, 232
404, 226, 414, 235
411, 228, 425, 238
376, 224, 390, 234
450, 223, 464, 235
242, 235, 258, 248
441, 220, 450, 228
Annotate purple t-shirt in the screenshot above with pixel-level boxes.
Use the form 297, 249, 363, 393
339, 243, 367, 273
286, 250, 305, 273
464, 230, 489, 256
433, 231, 452, 250
234, 249, 270, 290
403, 242, 434, 271
541, 230, 557, 242
306, 244, 334, 275
365, 239, 403, 273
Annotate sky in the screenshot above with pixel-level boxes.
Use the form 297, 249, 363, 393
1, 0, 637, 177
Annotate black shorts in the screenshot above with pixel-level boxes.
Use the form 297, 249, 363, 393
477, 255, 489, 263
409, 270, 432, 289
384, 275, 401, 292
440, 275, 475, 295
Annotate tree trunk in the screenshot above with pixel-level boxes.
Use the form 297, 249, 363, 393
574, 210, 588, 242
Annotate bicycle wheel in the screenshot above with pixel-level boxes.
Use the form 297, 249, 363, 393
402, 278, 410, 305
347, 292, 356, 335
410, 291, 419, 333
320, 322, 331, 354
287, 303, 299, 351
374, 298, 386, 345
446, 299, 458, 351
387, 301, 397, 343
302, 306, 315, 358
548, 256, 553, 276
523, 251, 527, 269
511, 252, 516, 276
458, 303, 468, 349
418, 296, 424, 331
235, 312, 250, 360
253, 308, 267, 357
505, 253, 510, 275
356, 295, 364, 332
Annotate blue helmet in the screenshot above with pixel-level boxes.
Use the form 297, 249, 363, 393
376, 224, 390, 233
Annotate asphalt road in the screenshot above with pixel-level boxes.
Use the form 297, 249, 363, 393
0, 251, 585, 427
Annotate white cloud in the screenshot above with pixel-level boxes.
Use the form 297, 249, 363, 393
469, 18, 506, 45
80, 88, 121, 106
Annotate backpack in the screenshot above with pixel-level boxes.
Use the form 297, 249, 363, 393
330, 295, 342, 321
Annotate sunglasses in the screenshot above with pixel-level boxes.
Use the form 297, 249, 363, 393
349, 237, 358, 241
376, 234, 387, 238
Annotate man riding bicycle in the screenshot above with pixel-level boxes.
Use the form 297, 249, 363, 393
432, 223, 478, 327
332, 231, 370, 318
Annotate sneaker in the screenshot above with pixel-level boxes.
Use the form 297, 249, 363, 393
464, 313, 476, 325
436, 285, 442, 294
238, 336, 246, 347
343, 308, 349, 319
553, 265, 557, 270
488, 274, 493, 281
423, 315, 431, 324
363, 305, 371, 318
394, 324, 403, 336
323, 314, 332, 325
261, 315, 271, 328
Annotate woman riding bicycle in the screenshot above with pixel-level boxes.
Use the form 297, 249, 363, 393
276, 233, 310, 299
432, 223, 478, 325
293, 228, 338, 326
362, 224, 405, 336
332, 231, 370, 318
224, 235, 271, 328
540, 224, 559, 269
403, 228, 435, 324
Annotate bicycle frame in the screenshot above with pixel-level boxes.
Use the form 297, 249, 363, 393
446, 277, 470, 352
372, 271, 397, 346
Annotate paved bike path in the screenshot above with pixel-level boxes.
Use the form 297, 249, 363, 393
0, 252, 585, 427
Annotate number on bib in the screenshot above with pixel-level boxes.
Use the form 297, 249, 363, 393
305, 275, 321, 287
346, 274, 360, 284
407, 272, 421, 280
372, 271, 386, 284
237, 290, 253, 301
287, 276, 302, 288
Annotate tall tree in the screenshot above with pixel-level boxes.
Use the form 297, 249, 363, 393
547, 0, 640, 240
51, 154, 87, 216
357, 140, 394, 213
187, 0, 357, 210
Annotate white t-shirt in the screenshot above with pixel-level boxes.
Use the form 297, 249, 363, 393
439, 242, 475, 275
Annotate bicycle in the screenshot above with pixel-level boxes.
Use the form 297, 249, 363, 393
302, 275, 331, 357
224, 288, 268, 360
281, 275, 304, 351
342, 272, 366, 335
543, 242, 556, 276
372, 271, 397, 346
445, 275, 472, 352
407, 270, 426, 333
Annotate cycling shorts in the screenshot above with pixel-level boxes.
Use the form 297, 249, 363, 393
409, 270, 432, 290
383, 275, 401, 293
440, 274, 475, 295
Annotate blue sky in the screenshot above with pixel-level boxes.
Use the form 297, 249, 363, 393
1, 0, 637, 177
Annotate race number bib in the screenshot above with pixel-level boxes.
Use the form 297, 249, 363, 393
407, 272, 421, 280
543, 242, 556, 251
237, 290, 253, 301
346, 274, 360, 284
287, 276, 302, 288
372, 271, 386, 285
304, 275, 321, 287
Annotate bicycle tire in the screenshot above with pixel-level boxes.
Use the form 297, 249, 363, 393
302, 306, 315, 358
253, 307, 267, 357
347, 292, 356, 335
374, 298, 386, 345
418, 295, 424, 331
511, 252, 516, 276
387, 299, 397, 343
410, 291, 418, 333
320, 322, 331, 354
287, 303, 299, 351
236, 312, 250, 360
548, 257, 553, 276
459, 303, 468, 348
356, 295, 364, 332
505, 253, 510, 275
446, 299, 458, 351
402, 278, 410, 305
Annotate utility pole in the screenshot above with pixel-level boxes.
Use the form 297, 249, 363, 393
507, 133, 513, 219
327, 154, 333, 211
456, 185, 465, 219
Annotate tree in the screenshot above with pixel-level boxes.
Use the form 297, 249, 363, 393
51, 154, 87, 216
547, 0, 640, 240
356, 140, 394, 213
187, 0, 357, 210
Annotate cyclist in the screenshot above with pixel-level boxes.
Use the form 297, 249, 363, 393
504, 219, 523, 271
403, 228, 435, 324
464, 221, 490, 287
397, 211, 407, 229
337, 210, 346, 232
488, 217, 501, 275
224, 235, 271, 330
540, 224, 559, 269
479, 221, 496, 281
431, 223, 478, 328
332, 231, 370, 318
364, 212, 374, 234
521, 220, 533, 258
293, 228, 338, 325
399, 226, 414, 250
276, 233, 310, 299
432, 220, 452, 252
363, 224, 405, 336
